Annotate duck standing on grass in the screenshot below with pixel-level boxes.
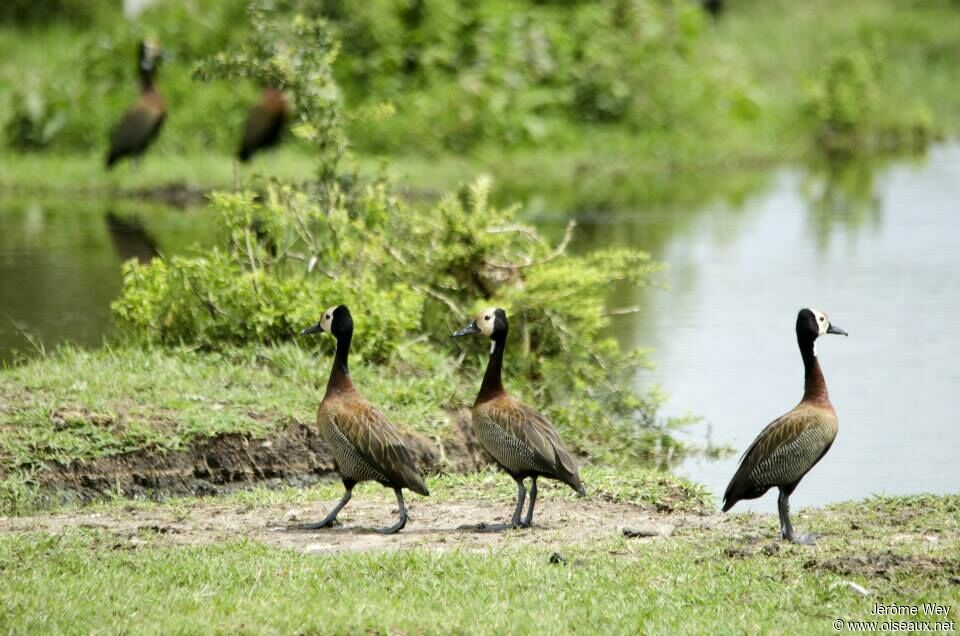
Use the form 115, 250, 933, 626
106, 40, 166, 169
297, 305, 429, 534
722, 308, 848, 544
453, 307, 585, 531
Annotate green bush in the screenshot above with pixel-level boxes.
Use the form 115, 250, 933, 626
3, 88, 67, 151
805, 44, 940, 155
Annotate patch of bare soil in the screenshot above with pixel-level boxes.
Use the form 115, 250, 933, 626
31, 410, 490, 504
806, 553, 960, 581
0, 497, 687, 555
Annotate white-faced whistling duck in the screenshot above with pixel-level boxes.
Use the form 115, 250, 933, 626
237, 87, 289, 162
722, 308, 847, 544
453, 308, 586, 531
298, 305, 429, 534
106, 40, 167, 169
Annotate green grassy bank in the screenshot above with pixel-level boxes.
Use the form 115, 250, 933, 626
0, 476, 956, 634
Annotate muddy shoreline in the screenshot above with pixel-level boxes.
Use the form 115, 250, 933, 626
5, 410, 494, 506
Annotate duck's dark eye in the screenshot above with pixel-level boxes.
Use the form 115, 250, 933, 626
484, 315, 491, 321
819, 316, 824, 322
325, 314, 330, 320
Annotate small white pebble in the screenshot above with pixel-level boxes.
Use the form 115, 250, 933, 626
844, 581, 871, 596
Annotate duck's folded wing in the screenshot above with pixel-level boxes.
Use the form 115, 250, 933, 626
727, 407, 836, 494
488, 400, 583, 491
332, 400, 429, 496
110, 105, 162, 154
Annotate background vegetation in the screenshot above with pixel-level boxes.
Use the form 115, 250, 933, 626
3, 0, 959, 209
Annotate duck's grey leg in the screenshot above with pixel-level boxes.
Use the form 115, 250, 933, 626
297, 482, 353, 530
520, 477, 538, 528
373, 488, 408, 535
466, 478, 526, 533
779, 488, 816, 545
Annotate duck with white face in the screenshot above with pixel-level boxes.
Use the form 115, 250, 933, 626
106, 39, 168, 169
297, 304, 430, 534
454, 307, 586, 532
722, 307, 848, 545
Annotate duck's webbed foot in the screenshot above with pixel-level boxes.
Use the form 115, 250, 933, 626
460, 479, 528, 533
459, 521, 518, 533
786, 532, 818, 546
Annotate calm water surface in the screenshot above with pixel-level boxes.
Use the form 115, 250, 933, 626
0, 200, 217, 363
585, 144, 960, 509
2, 145, 958, 509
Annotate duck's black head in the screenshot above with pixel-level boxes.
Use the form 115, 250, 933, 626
301, 304, 353, 340
453, 307, 508, 340
796, 307, 847, 343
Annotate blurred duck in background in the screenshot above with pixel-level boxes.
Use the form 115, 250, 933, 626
238, 87, 289, 162
106, 39, 167, 169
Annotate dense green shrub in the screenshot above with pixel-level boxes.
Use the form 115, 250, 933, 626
805, 45, 939, 156
339, 0, 721, 152
3, 88, 67, 151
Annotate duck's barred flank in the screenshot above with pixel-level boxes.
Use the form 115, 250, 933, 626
316, 396, 429, 497
326, 419, 390, 485
749, 419, 835, 487
473, 397, 584, 495
473, 411, 538, 475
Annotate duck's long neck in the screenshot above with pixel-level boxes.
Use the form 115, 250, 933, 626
140, 70, 156, 93
325, 331, 354, 398
476, 334, 506, 404
799, 334, 830, 407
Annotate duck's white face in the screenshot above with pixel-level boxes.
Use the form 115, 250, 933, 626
810, 308, 830, 335
474, 308, 498, 337
142, 40, 162, 71
320, 305, 338, 333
